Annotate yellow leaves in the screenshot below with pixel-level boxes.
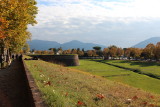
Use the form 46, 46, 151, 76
0, 37, 5, 39
0, 18, 8, 27
0, 0, 37, 52
0, 31, 5, 39
0, 18, 9, 39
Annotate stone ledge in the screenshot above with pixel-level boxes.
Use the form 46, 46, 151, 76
22, 60, 47, 107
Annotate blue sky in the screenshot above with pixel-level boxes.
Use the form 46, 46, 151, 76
29, 0, 160, 47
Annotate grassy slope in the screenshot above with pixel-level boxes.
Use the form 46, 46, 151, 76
70, 60, 160, 94
24, 59, 160, 107
104, 60, 160, 76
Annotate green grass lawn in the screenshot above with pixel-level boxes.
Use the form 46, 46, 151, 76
103, 60, 160, 76
70, 60, 160, 94
24, 57, 160, 106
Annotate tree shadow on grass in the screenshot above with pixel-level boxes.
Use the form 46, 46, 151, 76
104, 60, 160, 67
93, 60, 160, 80
102, 74, 130, 77
129, 61, 160, 67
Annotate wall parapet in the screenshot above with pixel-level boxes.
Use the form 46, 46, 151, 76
30, 55, 80, 66
22, 59, 47, 107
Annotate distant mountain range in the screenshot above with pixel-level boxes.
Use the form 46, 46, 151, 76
28, 40, 106, 50
133, 37, 160, 48
28, 37, 160, 50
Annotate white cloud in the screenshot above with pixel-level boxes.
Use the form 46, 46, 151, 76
29, 0, 160, 47
35, 0, 160, 29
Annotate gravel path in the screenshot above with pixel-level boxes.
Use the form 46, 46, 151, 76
0, 60, 34, 107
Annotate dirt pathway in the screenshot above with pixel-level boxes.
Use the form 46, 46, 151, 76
0, 60, 34, 107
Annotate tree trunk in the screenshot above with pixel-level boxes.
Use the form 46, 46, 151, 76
0, 47, 11, 68
6, 49, 12, 66
0, 47, 5, 68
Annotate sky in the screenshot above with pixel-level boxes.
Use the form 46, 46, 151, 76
28, 0, 160, 48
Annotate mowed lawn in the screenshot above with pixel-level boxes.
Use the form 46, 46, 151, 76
24, 58, 160, 106
103, 60, 160, 76
70, 60, 160, 94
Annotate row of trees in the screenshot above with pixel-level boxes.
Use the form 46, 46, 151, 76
32, 48, 85, 56
33, 42, 160, 61
103, 42, 160, 60
0, 0, 38, 68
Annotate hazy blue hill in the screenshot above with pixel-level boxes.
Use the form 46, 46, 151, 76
133, 37, 160, 48
28, 40, 106, 50
27, 40, 61, 50
61, 40, 106, 50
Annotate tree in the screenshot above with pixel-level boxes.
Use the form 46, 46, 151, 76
82, 48, 85, 52
155, 42, 160, 61
22, 43, 30, 54
77, 48, 80, 51
93, 46, 101, 51
77, 51, 84, 56
130, 48, 136, 59
93, 46, 102, 56
35, 50, 42, 55
134, 48, 142, 60
87, 50, 92, 57
57, 47, 63, 55
142, 43, 155, 60
124, 48, 142, 60
103, 48, 109, 60
48, 51, 54, 55
31, 49, 35, 53
49, 48, 57, 55
87, 50, 96, 57
2, 0, 37, 52
125, 48, 131, 60
108, 45, 117, 59
71, 49, 77, 54
0, 0, 38, 67
62, 49, 71, 55
116, 48, 124, 59
42, 50, 48, 55
76, 48, 84, 56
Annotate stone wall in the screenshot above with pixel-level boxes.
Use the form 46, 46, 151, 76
31, 55, 79, 66
79, 56, 104, 59
22, 60, 47, 107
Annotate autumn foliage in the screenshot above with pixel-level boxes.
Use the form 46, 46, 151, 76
102, 42, 160, 61
0, 0, 37, 52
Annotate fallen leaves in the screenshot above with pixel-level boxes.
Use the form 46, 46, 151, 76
77, 101, 84, 106
94, 93, 105, 101
45, 81, 51, 86
132, 95, 138, 100
150, 95, 154, 99
96, 93, 105, 100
